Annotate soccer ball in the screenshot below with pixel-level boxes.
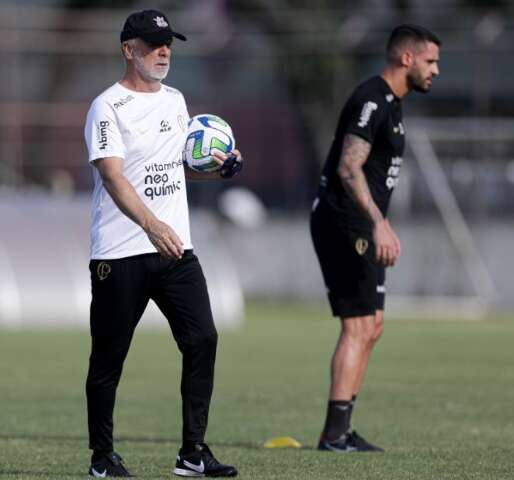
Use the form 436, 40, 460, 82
183, 114, 235, 172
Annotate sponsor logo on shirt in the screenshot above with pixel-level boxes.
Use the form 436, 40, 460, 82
144, 162, 184, 200
98, 120, 109, 150
357, 101, 378, 128
113, 95, 134, 109
386, 156, 403, 190
144, 161, 183, 173
160, 120, 172, 133
393, 122, 405, 135
144, 178, 182, 201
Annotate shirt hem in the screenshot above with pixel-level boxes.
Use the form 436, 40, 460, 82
90, 244, 194, 260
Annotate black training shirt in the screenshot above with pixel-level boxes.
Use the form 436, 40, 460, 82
317, 76, 405, 233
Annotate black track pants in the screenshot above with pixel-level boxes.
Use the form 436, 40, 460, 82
85, 251, 217, 453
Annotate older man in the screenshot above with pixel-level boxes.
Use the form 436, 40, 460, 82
84, 9, 241, 477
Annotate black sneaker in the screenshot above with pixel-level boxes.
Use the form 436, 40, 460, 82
318, 430, 384, 453
88, 452, 132, 477
173, 442, 238, 477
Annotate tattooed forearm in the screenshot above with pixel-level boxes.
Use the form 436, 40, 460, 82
337, 134, 384, 225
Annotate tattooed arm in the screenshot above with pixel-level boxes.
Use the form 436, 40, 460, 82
337, 133, 401, 266
337, 134, 383, 225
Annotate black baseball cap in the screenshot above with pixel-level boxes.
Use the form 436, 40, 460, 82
120, 9, 187, 44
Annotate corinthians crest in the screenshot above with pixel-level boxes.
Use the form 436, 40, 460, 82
355, 238, 369, 256
97, 262, 111, 281
154, 16, 168, 28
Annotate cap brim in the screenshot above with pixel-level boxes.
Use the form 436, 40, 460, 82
140, 30, 187, 44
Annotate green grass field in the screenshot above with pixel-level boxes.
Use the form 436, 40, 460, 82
1, 301, 514, 479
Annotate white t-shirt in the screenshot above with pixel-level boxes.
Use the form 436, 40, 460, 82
84, 82, 192, 259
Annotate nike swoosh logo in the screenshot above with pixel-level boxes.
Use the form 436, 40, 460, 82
324, 443, 357, 453
91, 467, 107, 478
335, 405, 349, 411
183, 459, 205, 473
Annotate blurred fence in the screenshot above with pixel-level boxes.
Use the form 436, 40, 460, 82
2, 4, 514, 216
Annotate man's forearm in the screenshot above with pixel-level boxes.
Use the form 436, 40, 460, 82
102, 172, 156, 231
337, 134, 384, 225
339, 166, 384, 225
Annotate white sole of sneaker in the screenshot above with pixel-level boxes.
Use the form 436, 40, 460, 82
173, 467, 205, 477
89, 467, 108, 478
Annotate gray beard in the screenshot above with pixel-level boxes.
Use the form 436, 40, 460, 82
134, 53, 169, 81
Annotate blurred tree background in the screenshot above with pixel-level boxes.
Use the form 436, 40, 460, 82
2, 0, 514, 215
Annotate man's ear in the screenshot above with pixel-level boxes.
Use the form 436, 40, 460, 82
400, 50, 414, 68
121, 41, 134, 60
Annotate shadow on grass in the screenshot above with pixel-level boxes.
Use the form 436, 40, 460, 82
0, 433, 315, 451
0, 471, 82, 478
0, 470, 168, 479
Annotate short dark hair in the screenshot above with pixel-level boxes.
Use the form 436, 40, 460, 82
386, 24, 441, 62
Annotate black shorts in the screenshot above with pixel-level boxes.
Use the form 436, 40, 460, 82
89, 250, 217, 346
310, 205, 385, 318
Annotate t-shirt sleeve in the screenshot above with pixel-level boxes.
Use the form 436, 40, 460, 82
345, 93, 387, 145
84, 99, 125, 163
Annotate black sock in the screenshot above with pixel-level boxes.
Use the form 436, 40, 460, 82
91, 450, 110, 463
322, 400, 352, 441
181, 441, 198, 455
350, 394, 357, 416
